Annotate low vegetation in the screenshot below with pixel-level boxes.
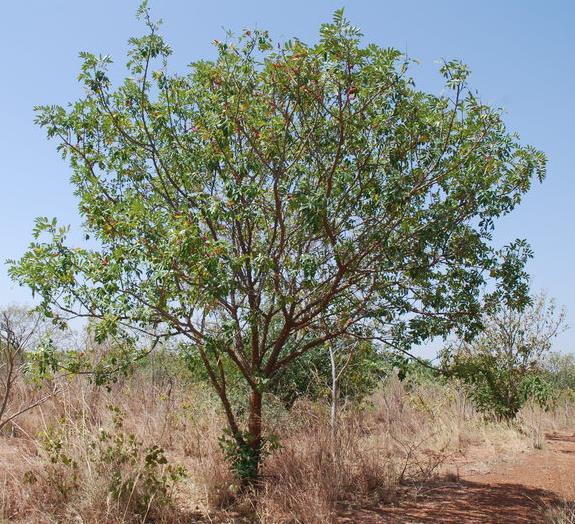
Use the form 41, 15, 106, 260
1, 319, 574, 522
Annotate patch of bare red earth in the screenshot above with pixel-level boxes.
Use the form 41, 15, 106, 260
337, 431, 575, 523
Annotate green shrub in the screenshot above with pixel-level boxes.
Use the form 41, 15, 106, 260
543, 352, 575, 392
443, 293, 566, 420
41, 404, 186, 521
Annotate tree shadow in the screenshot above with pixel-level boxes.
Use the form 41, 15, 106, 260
337, 477, 568, 523
546, 431, 575, 443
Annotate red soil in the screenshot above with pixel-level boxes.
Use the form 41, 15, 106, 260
337, 431, 575, 523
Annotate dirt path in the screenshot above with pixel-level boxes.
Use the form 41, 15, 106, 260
337, 431, 575, 523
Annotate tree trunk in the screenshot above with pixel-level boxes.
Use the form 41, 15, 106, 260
245, 389, 263, 481
248, 389, 263, 446
329, 346, 339, 452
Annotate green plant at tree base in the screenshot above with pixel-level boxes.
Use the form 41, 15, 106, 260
219, 428, 281, 483
10, 4, 545, 481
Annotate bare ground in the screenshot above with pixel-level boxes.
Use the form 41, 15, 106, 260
336, 430, 575, 523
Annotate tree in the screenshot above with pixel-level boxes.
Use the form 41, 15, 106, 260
267, 338, 387, 407
327, 338, 355, 446
544, 352, 575, 391
0, 307, 61, 432
9, 7, 545, 480
443, 292, 567, 419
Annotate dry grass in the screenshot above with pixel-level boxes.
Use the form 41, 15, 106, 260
0, 369, 571, 523
517, 393, 575, 450
0, 373, 228, 523
544, 502, 575, 524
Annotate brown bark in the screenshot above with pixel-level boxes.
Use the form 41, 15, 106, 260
248, 389, 263, 450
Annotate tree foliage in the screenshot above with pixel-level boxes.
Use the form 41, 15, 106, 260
543, 352, 575, 392
443, 292, 567, 419
270, 340, 388, 406
0, 306, 63, 432
10, 7, 545, 478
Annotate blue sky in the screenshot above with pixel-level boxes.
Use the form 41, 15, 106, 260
0, 1, 573, 354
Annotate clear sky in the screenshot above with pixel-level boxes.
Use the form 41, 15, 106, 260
0, 1, 573, 354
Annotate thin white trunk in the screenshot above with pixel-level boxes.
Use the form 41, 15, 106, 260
329, 345, 338, 447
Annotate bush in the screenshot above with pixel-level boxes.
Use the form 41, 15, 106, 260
544, 352, 575, 392
443, 292, 566, 419
269, 341, 390, 407
40, 404, 186, 522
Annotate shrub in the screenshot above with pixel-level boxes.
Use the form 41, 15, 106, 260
40, 404, 186, 522
443, 292, 566, 419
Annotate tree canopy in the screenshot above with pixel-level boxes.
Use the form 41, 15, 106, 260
9, 7, 546, 478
